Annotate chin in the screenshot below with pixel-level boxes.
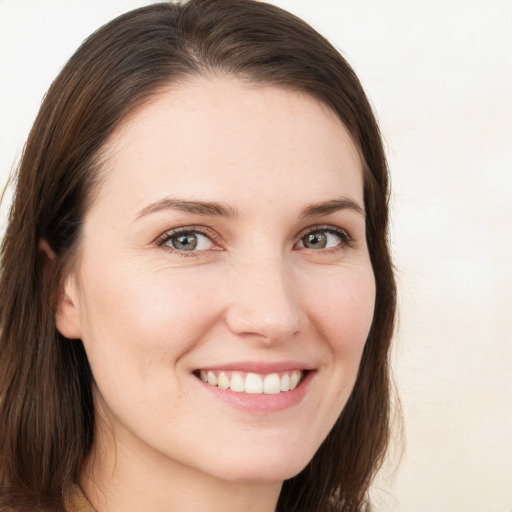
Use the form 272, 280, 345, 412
206, 443, 315, 484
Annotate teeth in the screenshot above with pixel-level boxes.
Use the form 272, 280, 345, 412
280, 373, 290, 392
207, 371, 217, 386
217, 372, 229, 390
289, 370, 301, 390
230, 372, 245, 392
245, 373, 263, 394
263, 373, 281, 394
198, 369, 305, 394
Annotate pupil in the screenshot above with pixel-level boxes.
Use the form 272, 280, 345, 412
173, 233, 197, 250
305, 232, 326, 249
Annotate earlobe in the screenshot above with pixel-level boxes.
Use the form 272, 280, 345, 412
56, 274, 83, 339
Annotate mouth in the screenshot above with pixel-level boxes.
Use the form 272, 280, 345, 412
194, 369, 306, 395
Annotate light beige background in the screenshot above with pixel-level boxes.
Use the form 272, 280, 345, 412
1, 1, 511, 510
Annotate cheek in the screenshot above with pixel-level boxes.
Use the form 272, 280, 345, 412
77, 260, 222, 379
306, 266, 375, 364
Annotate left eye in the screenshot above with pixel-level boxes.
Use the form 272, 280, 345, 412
297, 229, 347, 250
160, 231, 214, 251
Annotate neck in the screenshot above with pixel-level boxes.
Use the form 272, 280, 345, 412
79, 416, 282, 512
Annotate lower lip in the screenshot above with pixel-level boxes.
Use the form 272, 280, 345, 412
195, 371, 314, 413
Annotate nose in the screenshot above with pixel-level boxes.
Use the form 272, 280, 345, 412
224, 255, 303, 344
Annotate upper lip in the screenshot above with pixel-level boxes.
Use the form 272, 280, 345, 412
195, 361, 315, 374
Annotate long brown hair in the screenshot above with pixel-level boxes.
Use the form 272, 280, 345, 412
0, 1, 396, 510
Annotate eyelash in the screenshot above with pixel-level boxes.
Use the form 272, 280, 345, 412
155, 224, 353, 256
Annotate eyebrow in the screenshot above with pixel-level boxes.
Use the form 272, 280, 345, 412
299, 198, 365, 218
135, 196, 364, 221
135, 198, 237, 220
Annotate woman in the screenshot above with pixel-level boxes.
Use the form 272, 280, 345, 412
0, 1, 396, 511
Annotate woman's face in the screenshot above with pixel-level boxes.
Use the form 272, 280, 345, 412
58, 77, 375, 485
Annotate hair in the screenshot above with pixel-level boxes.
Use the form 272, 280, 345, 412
0, 1, 396, 511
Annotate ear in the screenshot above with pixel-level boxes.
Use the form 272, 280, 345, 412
55, 273, 83, 339
39, 239, 56, 261
39, 239, 83, 339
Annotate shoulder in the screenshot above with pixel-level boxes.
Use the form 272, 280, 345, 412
0, 505, 62, 512
64, 486, 96, 512
0, 486, 95, 512
0, 487, 94, 512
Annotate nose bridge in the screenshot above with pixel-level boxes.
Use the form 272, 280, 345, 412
225, 248, 302, 342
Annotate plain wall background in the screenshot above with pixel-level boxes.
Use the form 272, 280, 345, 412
1, 1, 511, 510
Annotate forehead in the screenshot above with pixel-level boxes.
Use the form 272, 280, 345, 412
94, 77, 363, 213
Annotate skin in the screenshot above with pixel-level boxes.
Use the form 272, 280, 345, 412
56, 77, 376, 512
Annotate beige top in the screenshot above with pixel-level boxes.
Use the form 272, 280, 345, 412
1, 487, 96, 512
64, 486, 96, 512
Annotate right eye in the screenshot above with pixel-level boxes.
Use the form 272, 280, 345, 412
158, 229, 216, 252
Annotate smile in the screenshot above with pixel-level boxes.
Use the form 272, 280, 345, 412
197, 369, 305, 395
